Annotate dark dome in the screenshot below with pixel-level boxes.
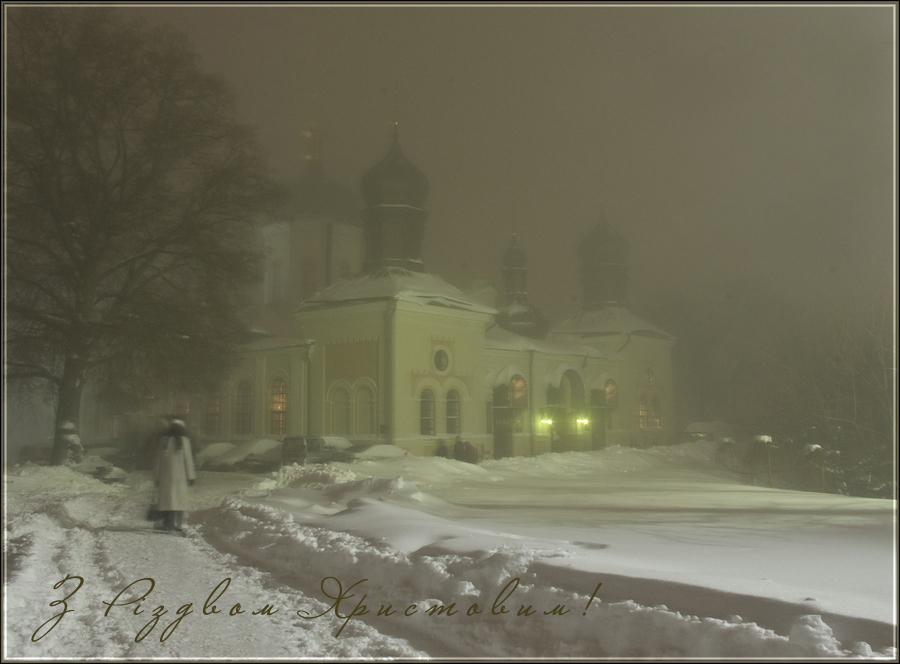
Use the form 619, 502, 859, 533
276, 161, 360, 224
503, 234, 527, 269
360, 132, 429, 209
579, 217, 631, 264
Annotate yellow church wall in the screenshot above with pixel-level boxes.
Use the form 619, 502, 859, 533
392, 303, 494, 458
298, 302, 387, 438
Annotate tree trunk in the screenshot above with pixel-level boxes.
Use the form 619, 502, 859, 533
51, 356, 87, 465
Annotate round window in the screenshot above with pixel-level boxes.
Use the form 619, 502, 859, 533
434, 349, 449, 372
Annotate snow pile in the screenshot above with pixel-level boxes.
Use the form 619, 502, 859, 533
481, 441, 718, 477
4, 442, 895, 659
198, 496, 874, 658
6, 463, 125, 497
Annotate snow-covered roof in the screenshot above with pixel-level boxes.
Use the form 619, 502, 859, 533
485, 325, 614, 359
549, 306, 674, 340
297, 267, 497, 315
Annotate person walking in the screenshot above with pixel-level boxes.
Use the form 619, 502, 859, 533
155, 419, 196, 535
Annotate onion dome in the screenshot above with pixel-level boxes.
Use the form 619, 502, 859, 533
360, 129, 429, 209
579, 217, 631, 264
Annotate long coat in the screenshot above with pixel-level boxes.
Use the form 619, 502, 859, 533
155, 436, 196, 511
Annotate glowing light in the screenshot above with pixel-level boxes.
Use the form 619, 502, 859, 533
540, 418, 553, 425
577, 418, 589, 425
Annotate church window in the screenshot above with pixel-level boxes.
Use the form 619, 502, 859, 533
205, 397, 220, 436
650, 394, 661, 429
270, 379, 288, 436
446, 390, 460, 435
420, 389, 435, 436
332, 388, 350, 435
604, 380, 619, 409
604, 379, 618, 429
509, 375, 527, 434
647, 367, 655, 384
356, 386, 376, 436
235, 380, 253, 435
434, 349, 449, 372
638, 395, 649, 429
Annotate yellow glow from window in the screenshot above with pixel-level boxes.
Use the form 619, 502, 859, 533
540, 418, 553, 425
577, 418, 589, 424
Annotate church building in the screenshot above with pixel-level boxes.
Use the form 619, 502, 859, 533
210, 126, 676, 459
85, 127, 676, 459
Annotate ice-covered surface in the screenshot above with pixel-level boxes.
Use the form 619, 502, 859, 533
4, 441, 896, 659
297, 266, 496, 314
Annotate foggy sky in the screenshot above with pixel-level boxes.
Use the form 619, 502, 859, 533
122, 5, 895, 323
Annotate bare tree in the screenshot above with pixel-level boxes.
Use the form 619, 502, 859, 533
6, 8, 275, 464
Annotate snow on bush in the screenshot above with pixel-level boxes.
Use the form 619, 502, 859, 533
250, 463, 360, 492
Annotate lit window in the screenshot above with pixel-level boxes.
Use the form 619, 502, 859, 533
638, 395, 648, 429
420, 389, 435, 436
235, 381, 253, 435
650, 394, 661, 429
270, 379, 288, 436
509, 375, 527, 433
604, 380, 618, 409
446, 390, 460, 435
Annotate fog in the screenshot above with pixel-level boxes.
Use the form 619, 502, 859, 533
125, 5, 894, 321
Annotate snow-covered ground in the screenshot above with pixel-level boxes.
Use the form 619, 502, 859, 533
3, 441, 896, 659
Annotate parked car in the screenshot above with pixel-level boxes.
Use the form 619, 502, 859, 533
206, 438, 282, 472
285, 436, 354, 465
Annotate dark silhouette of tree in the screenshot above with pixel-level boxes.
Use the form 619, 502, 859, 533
6, 8, 275, 464
644, 280, 894, 497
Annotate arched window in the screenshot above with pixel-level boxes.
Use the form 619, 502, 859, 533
205, 397, 220, 436
332, 388, 350, 435
650, 394, 661, 429
604, 379, 618, 429
420, 389, 435, 436
270, 379, 288, 436
638, 394, 649, 429
235, 380, 253, 435
356, 386, 376, 436
446, 390, 460, 435
509, 375, 527, 433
